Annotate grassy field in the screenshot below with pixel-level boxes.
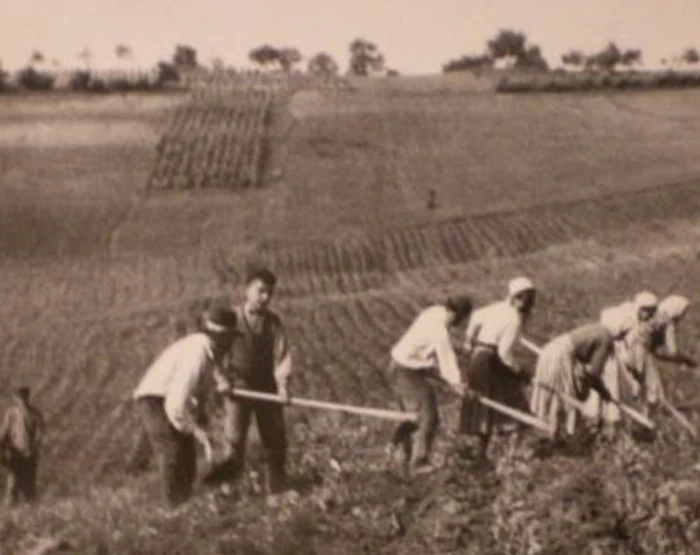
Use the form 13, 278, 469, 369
2, 81, 700, 554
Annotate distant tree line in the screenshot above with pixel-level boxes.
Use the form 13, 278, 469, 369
0, 44, 185, 93
0, 37, 399, 93
246, 39, 396, 77
444, 29, 700, 75
3, 32, 698, 94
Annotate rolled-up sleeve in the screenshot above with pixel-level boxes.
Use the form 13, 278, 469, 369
273, 321, 292, 386
587, 335, 613, 378
435, 326, 462, 385
665, 322, 678, 357
463, 312, 482, 351
0, 410, 12, 445
497, 315, 521, 370
164, 348, 208, 433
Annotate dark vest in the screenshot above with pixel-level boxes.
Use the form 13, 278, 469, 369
230, 306, 279, 389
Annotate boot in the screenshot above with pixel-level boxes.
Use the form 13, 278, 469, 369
265, 457, 287, 495
202, 455, 242, 487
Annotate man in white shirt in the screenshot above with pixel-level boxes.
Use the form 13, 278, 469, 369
129, 306, 237, 506
386, 295, 472, 476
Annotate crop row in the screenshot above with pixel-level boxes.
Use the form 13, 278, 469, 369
498, 70, 700, 94
146, 89, 272, 190
7, 216, 700, 488
209, 178, 700, 299
181, 69, 355, 94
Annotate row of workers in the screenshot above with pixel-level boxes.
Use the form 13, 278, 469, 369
389, 278, 693, 473
6, 268, 675, 507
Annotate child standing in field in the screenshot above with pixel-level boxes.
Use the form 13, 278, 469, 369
206, 268, 293, 495
460, 277, 536, 459
0, 386, 45, 507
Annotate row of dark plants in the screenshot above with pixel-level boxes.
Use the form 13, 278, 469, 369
0, 63, 181, 94
497, 70, 700, 93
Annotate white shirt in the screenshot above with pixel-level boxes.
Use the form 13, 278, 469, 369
464, 301, 522, 368
134, 333, 221, 433
390, 305, 462, 385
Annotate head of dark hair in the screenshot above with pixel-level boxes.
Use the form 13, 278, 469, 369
445, 295, 473, 325
202, 305, 238, 333
246, 267, 277, 289
13, 386, 30, 401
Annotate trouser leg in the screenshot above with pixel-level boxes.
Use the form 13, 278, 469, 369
223, 397, 253, 475
391, 367, 425, 463
172, 433, 197, 504
391, 421, 416, 462
4, 469, 18, 507
126, 424, 153, 473
137, 397, 195, 505
410, 383, 439, 467
391, 367, 439, 468
254, 402, 288, 494
21, 455, 38, 502
157, 426, 197, 506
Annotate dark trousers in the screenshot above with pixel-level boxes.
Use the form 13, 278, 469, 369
4, 453, 38, 507
129, 396, 197, 505
389, 363, 440, 466
222, 392, 287, 493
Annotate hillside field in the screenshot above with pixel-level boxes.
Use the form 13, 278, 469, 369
1, 80, 700, 554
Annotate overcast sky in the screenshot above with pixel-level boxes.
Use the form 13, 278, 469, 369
1, 0, 698, 73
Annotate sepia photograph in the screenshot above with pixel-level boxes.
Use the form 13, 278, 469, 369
1, 0, 700, 553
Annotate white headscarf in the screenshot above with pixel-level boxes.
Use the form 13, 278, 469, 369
601, 305, 635, 339
634, 291, 659, 312
657, 295, 690, 326
507, 276, 535, 300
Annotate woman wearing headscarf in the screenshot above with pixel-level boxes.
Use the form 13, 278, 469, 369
650, 296, 694, 367
530, 317, 630, 441
459, 277, 536, 459
582, 291, 658, 430
618, 295, 695, 419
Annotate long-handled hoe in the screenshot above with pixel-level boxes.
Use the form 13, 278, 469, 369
519, 337, 663, 434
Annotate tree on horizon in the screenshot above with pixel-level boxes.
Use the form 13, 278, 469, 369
348, 38, 385, 76
308, 52, 339, 76
249, 44, 280, 68
115, 43, 133, 60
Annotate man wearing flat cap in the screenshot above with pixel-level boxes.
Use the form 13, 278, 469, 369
0, 386, 45, 507
130, 305, 237, 506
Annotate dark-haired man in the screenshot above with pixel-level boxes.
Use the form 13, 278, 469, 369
386, 296, 472, 475
212, 268, 292, 494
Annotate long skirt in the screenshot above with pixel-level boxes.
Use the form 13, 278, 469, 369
460, 347, 529, 436
582, 343, 623, 423
530, 334, 589, 436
